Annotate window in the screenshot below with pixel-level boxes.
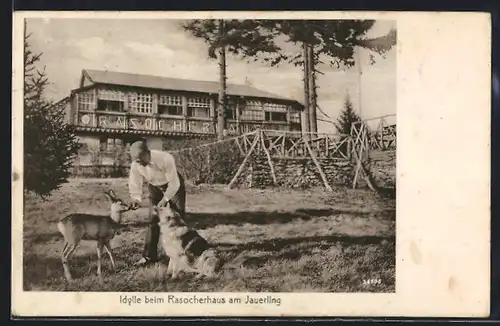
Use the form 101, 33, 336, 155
265, 111, 287, 122
188, 97, 211, 108
225, 108, 237, 120
188, 107, 210, 118
240, 109, 264, 121
100, 137, 111, 151
98, 100, 124, 112
263, 102, 288, 112
98, 89, 126, 101
225, 97, 239, 120
128, 92, 153, 114
77, 91, 95, 110
289, 111, 301, 123
246, 100, 262, 110
158, 94, 183, 115
241, 100, 264, 121
159, 94, 182, 106
100, 137, 129, 151
187, 96, 211, 118
97, 89, 125, 112
159, 105, 182, 115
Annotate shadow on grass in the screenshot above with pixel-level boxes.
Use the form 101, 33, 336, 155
125, 208, 395, 230
220, 234, 396, 273
23, 232, 395, 291
24, 231, 63, 244
24, 207, 395, 244
23, 253, 88, 290
22, 244, 147, 291
219, 234, 395, 254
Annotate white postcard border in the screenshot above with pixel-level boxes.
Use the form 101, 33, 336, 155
11, 10, 491, 317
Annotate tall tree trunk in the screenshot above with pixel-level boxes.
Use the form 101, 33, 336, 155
302, 43, 310, 138
217, 19, 227, 141
308, 45, 318, 135
355, 46, 363, 120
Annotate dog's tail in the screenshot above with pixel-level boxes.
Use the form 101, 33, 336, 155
204, 248, 225, 276
213, 252, 224, 274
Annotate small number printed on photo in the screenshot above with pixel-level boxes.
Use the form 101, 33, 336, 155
362, 278, 382, 285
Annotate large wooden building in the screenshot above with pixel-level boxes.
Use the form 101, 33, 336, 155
56, 69, 304, 165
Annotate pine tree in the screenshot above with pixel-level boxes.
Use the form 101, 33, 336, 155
332, 93, 361, 158
23, 25, 80, 199
244, 20, 396, 134
181, 20, 396, 137
334, 93, 361, 135
181, 19, 282, 140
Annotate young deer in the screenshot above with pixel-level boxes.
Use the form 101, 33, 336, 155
57, 190, 132, 282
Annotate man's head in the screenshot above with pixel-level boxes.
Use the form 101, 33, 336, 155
130, 140, 151, 166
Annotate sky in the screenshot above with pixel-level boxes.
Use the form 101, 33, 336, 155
26, 18, 396, 133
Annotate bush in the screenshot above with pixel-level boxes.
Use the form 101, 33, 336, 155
24, 28, 80, 198
172, 139, 244, 185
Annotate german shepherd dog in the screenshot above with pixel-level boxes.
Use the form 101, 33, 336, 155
154, 204, 223, 279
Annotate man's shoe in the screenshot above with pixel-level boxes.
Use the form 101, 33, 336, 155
134, 257, 157, 266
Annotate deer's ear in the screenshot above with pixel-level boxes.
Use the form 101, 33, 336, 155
109, 189, 117, 198
104, 191, 114, 202
106, 189, 120, 201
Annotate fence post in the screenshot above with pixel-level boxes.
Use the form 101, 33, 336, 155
227, 130, 260, 189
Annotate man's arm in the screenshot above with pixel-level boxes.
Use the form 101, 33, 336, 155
160, 152, 181, 204
128, 162, 143, 203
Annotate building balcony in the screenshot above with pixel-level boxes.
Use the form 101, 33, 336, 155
73, 110, 299, 137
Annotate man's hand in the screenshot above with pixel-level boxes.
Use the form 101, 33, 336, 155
157, 198, 168, 208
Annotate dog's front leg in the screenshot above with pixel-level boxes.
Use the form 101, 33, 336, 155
166, 257, 174, 277
170, 260, 180, 280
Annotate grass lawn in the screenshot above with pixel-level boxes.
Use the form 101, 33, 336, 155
22, 178, 395, 292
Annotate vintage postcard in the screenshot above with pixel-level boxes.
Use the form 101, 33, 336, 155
11, 11, 491, 317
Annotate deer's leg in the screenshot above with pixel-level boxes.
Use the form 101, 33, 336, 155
61, 241, 68, 264
104, 241, 116, 272
61, 241, 70, 279
96, 242, 104, 277
62, 242, 77, 282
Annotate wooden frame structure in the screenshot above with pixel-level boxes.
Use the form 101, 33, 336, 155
226, 129, 337, 191
232, 129, 351, 160
172, 113, 396, 192
350, 114, 396, 190
351, 114, 396, 152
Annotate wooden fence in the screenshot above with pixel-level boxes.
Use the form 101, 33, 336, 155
69, 164, 129, 178
221, 129, 352, 160
69, 115, 396, 180
351, 114, 396, 152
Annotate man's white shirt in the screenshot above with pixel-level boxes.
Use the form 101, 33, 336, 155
128, 149, 180, 203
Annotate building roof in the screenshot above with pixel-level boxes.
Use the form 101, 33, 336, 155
81, 69, 296, 103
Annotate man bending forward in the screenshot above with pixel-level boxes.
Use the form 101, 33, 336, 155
128, 140, 186, 266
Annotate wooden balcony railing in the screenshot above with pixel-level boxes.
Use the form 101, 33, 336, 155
74, 110, 300, 135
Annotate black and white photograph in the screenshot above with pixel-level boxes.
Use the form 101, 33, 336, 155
21, 15, 397, 293
12, 11, 490, 318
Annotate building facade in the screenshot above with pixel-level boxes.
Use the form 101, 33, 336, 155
56, 69, 304, 166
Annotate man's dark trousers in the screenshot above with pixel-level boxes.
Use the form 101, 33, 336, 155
143, 172, 186, 261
